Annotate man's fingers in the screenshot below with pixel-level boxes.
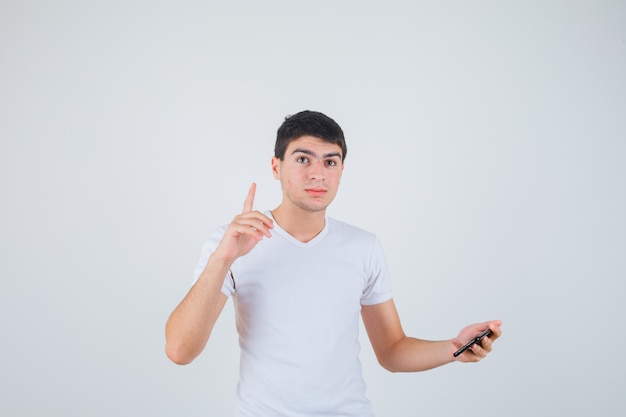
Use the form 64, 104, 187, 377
242, 183, 256, 213
238, 183, 273, 236
233, 214, 273, 237
229, 223, 267, 241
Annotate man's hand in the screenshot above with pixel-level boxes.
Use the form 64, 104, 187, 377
451, 320, 502, 362
213, 183, 274, 262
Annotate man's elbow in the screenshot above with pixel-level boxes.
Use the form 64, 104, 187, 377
165, 341, 196, 365
378, 357, 402, 373
374, 344, 407, 373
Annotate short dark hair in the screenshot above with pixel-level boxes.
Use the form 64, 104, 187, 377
274, 110, 347, 161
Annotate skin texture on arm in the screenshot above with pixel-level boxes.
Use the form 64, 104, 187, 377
165, 184, 274, 365
361, 299, 502, 372
165, 258, 230, 365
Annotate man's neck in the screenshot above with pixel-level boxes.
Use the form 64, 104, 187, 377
271, 205, 326, 243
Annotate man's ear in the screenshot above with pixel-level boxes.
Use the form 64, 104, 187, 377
271, 156, 280, 179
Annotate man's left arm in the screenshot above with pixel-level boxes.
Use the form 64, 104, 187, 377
361, 299, 502, 372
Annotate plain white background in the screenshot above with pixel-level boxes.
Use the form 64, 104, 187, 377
1, 1, 624, 416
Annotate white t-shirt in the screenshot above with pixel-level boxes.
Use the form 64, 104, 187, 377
193, 212, 393, 417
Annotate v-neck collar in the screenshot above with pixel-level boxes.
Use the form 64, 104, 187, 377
267, 210, 329, 248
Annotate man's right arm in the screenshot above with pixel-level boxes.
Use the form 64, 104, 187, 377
165, 183, 273, 365
165, 253, 232, 365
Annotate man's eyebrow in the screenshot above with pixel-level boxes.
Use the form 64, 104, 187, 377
291, 148, 342, 159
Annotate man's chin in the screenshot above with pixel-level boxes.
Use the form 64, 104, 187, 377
296, 200, 331, 213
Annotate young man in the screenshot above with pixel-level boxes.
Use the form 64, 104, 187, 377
165, 110, 502, 416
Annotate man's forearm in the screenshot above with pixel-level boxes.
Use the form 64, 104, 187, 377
382, 337, 455, 373
165, 254, 231, 365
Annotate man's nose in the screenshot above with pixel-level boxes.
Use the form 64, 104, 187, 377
308, 159, 326, 179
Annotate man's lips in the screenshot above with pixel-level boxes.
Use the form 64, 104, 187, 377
305, 188, 327, 196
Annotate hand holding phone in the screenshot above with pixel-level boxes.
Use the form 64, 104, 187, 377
453, 329, 492, 357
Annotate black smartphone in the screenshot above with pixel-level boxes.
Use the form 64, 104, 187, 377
453, 329, 492, 357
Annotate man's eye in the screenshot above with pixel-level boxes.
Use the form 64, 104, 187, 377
326, 160, 337, 167
297, 156, 309, 163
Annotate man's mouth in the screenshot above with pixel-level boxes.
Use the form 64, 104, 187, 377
305, 188, 327, 196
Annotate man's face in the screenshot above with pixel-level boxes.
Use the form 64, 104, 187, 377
272, 135, 344, 214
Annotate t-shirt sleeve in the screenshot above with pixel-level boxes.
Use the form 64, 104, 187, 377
360, 236, 394, 305
192, 225, 236, 297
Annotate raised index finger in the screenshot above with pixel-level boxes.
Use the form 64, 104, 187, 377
242, 182, 256, 213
